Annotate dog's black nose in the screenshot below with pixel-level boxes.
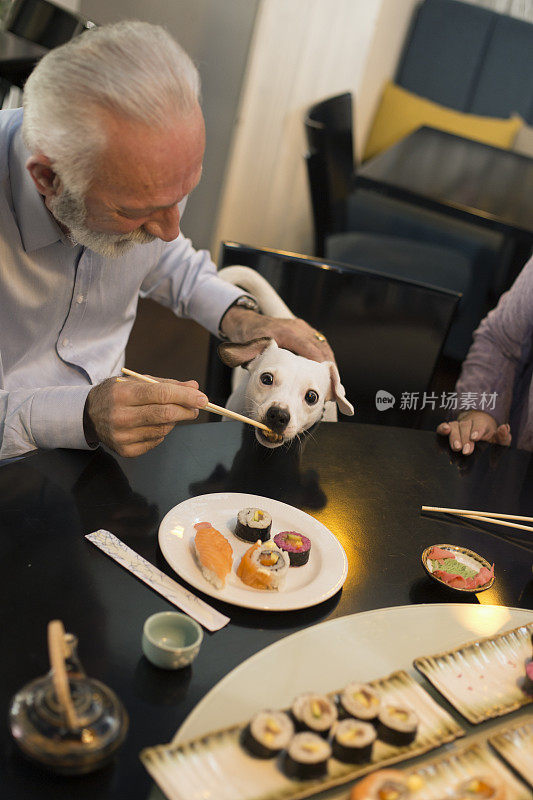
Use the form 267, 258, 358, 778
265, 405, 290, 431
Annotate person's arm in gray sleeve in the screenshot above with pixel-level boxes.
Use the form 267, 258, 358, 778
0, 384, 94, 460
140, 234, 244, 335
436, 255, 533, 455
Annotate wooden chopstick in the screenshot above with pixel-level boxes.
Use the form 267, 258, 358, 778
421, 505, 533, 524
460, 513, 533, 534
120, 367, 274, 434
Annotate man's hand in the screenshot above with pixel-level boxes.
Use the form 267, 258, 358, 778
84, 377, 208, 457
220, 307, 335, 363
436, 410, 511, 455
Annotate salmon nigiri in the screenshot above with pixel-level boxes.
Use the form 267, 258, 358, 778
194, 521, 233, 589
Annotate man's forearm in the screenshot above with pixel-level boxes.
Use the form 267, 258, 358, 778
219, 306, 264, 342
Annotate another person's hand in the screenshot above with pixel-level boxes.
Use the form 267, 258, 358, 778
84, 376, 208, 457
220, 307, 335, 363
436, 410, 511, 455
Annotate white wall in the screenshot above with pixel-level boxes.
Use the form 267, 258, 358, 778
212, 0, 419, 257
356, 0, 419, 161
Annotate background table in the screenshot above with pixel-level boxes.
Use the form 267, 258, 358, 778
357, 126, 533, 289
1, 421, 532, 799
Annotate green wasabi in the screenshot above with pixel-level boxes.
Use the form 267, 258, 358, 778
430, 557, 477, 578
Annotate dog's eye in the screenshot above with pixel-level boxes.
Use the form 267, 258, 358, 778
260, 372, 274, 385
305, 389, 319, 405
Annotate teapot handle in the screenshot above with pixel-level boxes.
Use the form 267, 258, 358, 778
48, 620, 80, 731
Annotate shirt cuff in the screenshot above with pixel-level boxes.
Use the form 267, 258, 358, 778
186, 274, 245, 336
31, 385, 94, 451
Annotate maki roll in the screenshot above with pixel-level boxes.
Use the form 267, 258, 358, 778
331, 719, 376, 764
350, 769, 410, 799
241, 710, 294, 758
377, 705, 418, 747
237, 540, 290, 590
273, 531, 311, 566
338, 682, 381, 722
291, 693, 338, 736
235, 508, 272, 543
283, 732, 331, 780
453, 776, 505, 799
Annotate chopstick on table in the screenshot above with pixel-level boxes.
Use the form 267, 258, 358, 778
421, 505, 533, 533
120, 367, 275, 434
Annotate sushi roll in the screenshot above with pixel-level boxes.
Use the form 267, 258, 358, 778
453, 776, 506, 800
283, 732, 331, 780
194, 521, 233, 589
338, 682, 381, 722
331, 719, 376, 764
377, 705, 419, 747
273, 531, 311, 566
236, 540, 290, 590
291, 693, 338, 736
241, 710, 294, 758
235, 508, 272, 543
349, 769, 410, 799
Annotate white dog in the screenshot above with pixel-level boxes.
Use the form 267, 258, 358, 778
218, 266, 354, 448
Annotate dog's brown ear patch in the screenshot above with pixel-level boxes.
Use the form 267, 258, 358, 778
218, 337, 273, 368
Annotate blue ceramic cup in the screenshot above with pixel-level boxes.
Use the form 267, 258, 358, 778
142, 612, 203, 670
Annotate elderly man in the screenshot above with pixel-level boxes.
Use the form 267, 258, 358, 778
0, 21, 332, 460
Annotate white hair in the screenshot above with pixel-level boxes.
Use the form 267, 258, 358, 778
22, 20, 201, 193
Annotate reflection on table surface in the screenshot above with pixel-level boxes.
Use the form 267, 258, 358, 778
0, 421, 531, 799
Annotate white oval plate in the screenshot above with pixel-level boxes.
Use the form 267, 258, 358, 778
175, 604, 533, 744
158, 492, 348, 611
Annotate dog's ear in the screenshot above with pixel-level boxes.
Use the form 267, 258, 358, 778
218, 337, 274, 368
326, 362, 354, 415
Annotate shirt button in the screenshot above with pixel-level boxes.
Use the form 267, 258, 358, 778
76, 294, 84, 304
62, 338, 70, 347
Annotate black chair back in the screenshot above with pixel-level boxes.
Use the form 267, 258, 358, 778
4, 0, 95, 49
206, 242, 460, 428
304, 92, 355, 253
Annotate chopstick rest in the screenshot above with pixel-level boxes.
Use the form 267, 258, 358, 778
85, 530, 230, 632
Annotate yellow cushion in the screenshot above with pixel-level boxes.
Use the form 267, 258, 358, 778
363, 82, 522, 161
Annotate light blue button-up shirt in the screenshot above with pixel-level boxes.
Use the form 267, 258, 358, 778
0, 108, 243, 459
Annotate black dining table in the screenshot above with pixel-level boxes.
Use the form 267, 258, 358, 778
1, 420, 532, 800
357, 126, 533, 289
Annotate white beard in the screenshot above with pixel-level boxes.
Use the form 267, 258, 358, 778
48, 187, 156, 258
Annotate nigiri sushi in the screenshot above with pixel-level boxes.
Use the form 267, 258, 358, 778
237, 540, 289, 590
194, 521, 233, 589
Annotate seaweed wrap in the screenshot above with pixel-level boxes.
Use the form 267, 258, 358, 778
338, 683, 381, 722
283, 732, 331, 779
235, 508, 272, 543
331, 719, 376, 763
291, 693, 337, 736
241, 710, 294, 758
376, 705, 418, 746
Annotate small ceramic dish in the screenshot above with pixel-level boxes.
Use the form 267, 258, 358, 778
142, 612, 203, 670
421, 543, 494, 594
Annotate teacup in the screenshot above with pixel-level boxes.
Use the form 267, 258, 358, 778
142, 612, 203, 670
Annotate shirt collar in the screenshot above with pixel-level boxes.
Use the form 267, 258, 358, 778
10, 127, 64, 253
